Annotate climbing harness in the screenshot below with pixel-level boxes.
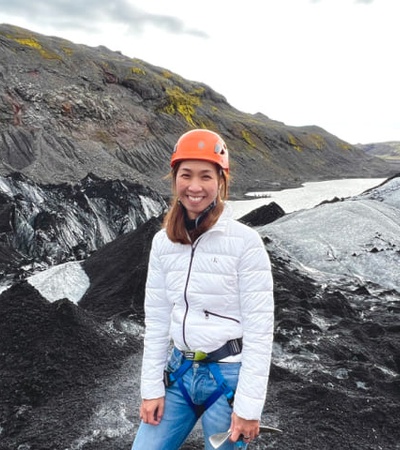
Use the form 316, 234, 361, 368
164, 338, 242, 418
181, 338, 242, 362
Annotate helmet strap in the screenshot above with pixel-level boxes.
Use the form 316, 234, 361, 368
180, 199, 217, 231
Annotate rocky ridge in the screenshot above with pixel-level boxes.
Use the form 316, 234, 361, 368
0, 173, 166, 284
0, 23, 396, 198
356, 141, 400, 173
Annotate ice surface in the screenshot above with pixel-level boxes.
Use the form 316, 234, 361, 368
259, 177, 400, 292
27, 261, 90, 303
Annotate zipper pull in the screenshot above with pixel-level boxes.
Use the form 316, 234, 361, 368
204, 310, 209, 319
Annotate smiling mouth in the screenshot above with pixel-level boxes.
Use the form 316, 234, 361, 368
188, 196, 204, 204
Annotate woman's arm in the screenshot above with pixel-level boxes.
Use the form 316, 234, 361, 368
234, 228, 274, 420
140, 232, 173, 400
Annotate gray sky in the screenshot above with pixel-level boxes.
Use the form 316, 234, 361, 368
1, 0, 399, 144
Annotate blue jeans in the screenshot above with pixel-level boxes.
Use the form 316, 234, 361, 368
132, 348, 247, 450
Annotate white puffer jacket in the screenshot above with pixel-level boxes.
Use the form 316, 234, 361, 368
140, 204, 274, 420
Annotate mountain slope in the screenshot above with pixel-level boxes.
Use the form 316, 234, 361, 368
357, 141, 400, 159
356, 141, 400, 173
0, 23, 396, 197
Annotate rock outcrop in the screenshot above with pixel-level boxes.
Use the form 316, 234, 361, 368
0, 173, 166, 282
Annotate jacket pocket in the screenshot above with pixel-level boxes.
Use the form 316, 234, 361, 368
203, 309, 241, 324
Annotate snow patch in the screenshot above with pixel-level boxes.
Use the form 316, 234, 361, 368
27, 261, 90, 304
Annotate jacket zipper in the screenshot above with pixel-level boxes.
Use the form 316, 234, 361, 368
204, 309, 241, 324
182, 238, 201, 348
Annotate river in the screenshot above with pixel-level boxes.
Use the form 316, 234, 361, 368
229, 178, 385, 218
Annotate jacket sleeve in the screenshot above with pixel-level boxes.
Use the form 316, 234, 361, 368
233, 228, 274, 420
140, 231, 172, 399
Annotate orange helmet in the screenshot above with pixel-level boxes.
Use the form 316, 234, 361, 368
171, 129, 229, 172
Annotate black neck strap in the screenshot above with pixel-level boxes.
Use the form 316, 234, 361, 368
182, 199, 217, 231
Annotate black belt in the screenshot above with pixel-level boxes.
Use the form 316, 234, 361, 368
179, 338, 243, 362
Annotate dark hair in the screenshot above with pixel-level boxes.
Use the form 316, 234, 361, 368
163, 163, 229, 244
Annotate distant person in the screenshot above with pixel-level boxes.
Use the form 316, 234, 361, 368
131, 129, 274, 449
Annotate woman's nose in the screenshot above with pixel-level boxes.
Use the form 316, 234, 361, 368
188, 179, 202, 192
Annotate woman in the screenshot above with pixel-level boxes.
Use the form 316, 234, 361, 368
132, 129, 274, 449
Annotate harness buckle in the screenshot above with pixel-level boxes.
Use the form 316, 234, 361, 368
182, 350, 208, 361
164, 370, 173, 387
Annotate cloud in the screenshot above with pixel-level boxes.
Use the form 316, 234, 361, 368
311, 0, 375, 3
0, 0, 208, 38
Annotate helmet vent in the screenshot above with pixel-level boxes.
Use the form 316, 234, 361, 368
214, 143, 226, 155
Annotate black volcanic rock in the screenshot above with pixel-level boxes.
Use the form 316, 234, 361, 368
80, 216, 163, 320
0, 281, 141, 450
0, 173, 166, 282
0, 176, 399, 450
1, 237, 399, 449
239, 201, 285, 226
0, 282, 139, 401
0, 24, 396, 198
260, 252, 400, 450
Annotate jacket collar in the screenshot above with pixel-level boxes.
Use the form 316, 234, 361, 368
208, 203, 233, 234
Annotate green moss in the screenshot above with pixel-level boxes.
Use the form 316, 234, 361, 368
306, 133, 324, 150
197, 118, 218, 130
241, 130, 257, 148
132, 67, 146, 75
288, 133, 302, 152
62, 47, 74, 56
162, 70, 173, 79
13, 36, 62, 60
339, 142, 352, 151
162, 86, 204, 126
15, 37, 41, 49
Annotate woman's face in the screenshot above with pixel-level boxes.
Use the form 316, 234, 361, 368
175, 160, 220, 220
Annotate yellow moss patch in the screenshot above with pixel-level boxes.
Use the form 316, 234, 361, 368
197, 118, 218, 130
162, 70, 173, 79
132, 67, 146, 75
162, 86, 204, 126
288, 133, 302, 152
62, 47, 74, 56
339, 142, 352, 151
241, 130, 257, 148
15, 38, 42, 49
303, 133, 323, 150
13, 37, 62, 60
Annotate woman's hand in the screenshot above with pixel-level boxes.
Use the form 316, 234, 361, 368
139, 397, 165, 425
229, 412, 259, 444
